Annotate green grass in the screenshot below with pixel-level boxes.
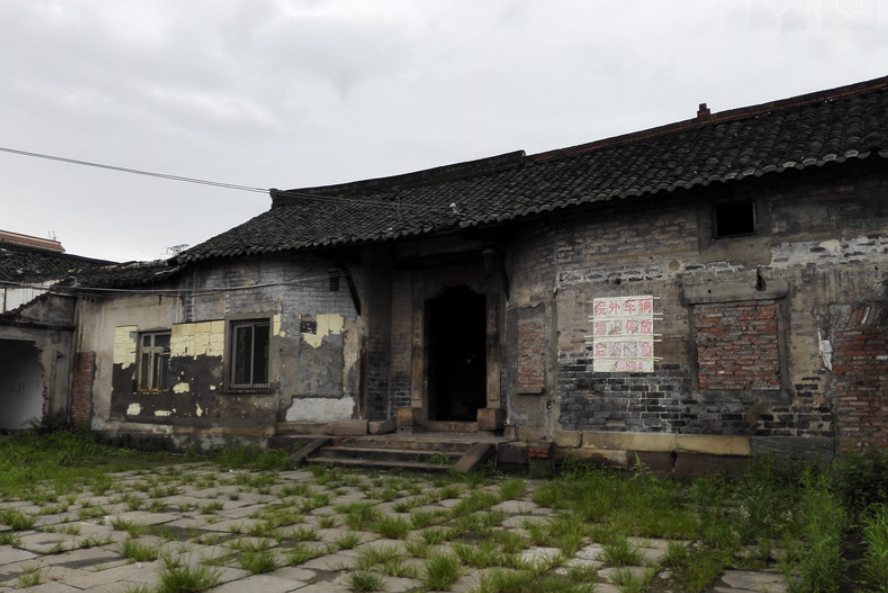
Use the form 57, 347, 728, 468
0, 508, 36, 530
0, 532, 23, 547
17, 566, 45, 588
422, 554, 462, 591
346, 570, 384, 592
599, 536, 643, 566
334, 531, 363, 550
110, 517, 147, 538
357, 544, 417, 578
238, 547, 279, 573
213, 442, 293, 471
476, 567, 598, 593
861, 504, 888, 592
373, 514, 411, 539
0, 427, 167, 500
783, 472, 847, 593
286, 542, 329, 565
154, 556, 221, 593
121, 539, 160, 563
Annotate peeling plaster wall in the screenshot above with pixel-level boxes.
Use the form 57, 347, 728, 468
78, 253, 360, 449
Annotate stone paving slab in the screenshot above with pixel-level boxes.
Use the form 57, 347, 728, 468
17, 531, 79, 554
61, 560, 158, 589
299, 551, 357, 572
0, 547, 38, 566
716, 569, 788, 593
490, 499, 539, 514
206, 572, 309, 593
518, 546, 562, 567
14, 581, 80, 593
268, 565, 318, 582
106, 511, 180, 526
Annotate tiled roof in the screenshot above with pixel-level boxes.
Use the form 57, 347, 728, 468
58, 260, 181, 290
0, 242, 113, 284
177, 75, 888, 264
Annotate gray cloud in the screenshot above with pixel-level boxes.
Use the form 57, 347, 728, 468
1, 0, 886, 261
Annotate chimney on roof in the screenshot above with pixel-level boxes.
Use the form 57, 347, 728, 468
697, 102, 711, 120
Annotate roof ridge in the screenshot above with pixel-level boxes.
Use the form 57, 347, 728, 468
273, 150, 526, 204
531, 74, 888, 162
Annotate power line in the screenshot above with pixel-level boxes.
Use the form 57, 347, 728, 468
0, 145, 456, 211
0, 145, 268, 193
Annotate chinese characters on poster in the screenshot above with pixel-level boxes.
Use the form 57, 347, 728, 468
590, 295, 656, 372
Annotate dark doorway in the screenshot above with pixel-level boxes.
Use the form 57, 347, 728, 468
0, 340, 44, 430
426, 286, 487, 422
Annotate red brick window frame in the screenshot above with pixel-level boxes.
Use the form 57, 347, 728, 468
694, 299, 782, 390
516, 311, 546, 395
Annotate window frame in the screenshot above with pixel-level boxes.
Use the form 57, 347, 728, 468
228, 318, 271, 390
137, 331, 171, 392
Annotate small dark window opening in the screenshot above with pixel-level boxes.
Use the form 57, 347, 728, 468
329, 268, 341, 292
230, 320, 270, 388
300, 317, 317, 334
713, 200, 756, 238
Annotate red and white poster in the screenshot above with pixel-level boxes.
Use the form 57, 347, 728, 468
590, 295, 655, 372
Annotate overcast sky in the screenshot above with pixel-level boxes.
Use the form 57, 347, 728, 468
2, 0, 886, 262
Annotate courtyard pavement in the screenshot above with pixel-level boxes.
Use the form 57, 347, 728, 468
0, 464, 787, 593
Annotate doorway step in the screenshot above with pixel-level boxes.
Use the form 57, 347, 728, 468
271, 433, 509, 473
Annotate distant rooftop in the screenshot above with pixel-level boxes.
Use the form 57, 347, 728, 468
0, 229, 64, 253
0, 230, 115, 284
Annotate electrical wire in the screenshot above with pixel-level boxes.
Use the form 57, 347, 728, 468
0, 145, 268, 193
0, 145, 457, 211
1, 271, 356, 296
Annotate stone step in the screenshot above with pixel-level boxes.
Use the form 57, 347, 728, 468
270, 432, 504, 473
304, 456, 456, 472
318, 445, 459, 465
335, 436, 475, 454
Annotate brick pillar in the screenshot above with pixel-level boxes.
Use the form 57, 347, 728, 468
71, 352, 96, 427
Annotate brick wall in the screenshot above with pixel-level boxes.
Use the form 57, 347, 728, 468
547, 165, 888, 442
695, 300, 781, 390
558, 361, 690, 433
832, 304, 888, 450
71, 351, 96, 426
517, 318, 546, 392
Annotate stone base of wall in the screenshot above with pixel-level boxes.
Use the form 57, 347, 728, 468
92, 419, 274, 452
499, 429, 835, 477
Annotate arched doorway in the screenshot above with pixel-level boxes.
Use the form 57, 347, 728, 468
426, 286, 487, 422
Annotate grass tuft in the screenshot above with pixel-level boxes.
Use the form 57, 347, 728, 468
346, 570, 384, 592
422, 554, 461, 591
121, 538, 160, 563
155, 555, 221, 593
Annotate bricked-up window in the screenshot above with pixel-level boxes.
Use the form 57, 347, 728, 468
713, 200, 756, 238
138, 332, 170, 391
231, 320, 270, 388
831, 304, 888, 450
695, 300, 780, 390
517, 317, 546, 394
